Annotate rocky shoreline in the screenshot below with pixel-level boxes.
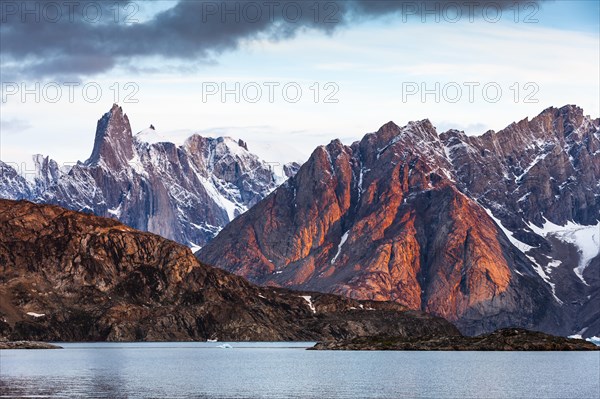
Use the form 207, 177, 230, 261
3, 329, 598, 351
310, 329, 600, 351
0, 341, 62, 350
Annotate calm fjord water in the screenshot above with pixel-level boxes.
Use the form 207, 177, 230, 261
1, 342, 598, 399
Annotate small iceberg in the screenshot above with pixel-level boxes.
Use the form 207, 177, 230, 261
217, 343, 232, 349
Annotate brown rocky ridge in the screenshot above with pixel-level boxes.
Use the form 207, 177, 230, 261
0, 199, 458, 342
198, 105, 599, 337
310, 328, 599, 351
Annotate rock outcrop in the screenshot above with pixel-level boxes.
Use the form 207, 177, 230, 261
0, 341, 62, 349
311, 329, 600, 351
0, 199, 459, 342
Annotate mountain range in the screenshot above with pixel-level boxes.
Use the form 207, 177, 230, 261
0, 104, 299, 249
1, 104, 598, 338
198, 105, 600, 337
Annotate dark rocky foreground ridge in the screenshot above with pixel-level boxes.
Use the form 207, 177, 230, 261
0, 199, 459, 342
311, 328, 599, 351
198, 105, 599, 337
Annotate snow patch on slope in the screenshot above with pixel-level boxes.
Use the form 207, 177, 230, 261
483, 207, 535, 252
189, 242, 202, 253
529, 219, 600, 284
107, 203, 122, 218
482, 206, 564, 303
300, 295, 317, 314
331, 230, 350, 264
198, 175, 242, 222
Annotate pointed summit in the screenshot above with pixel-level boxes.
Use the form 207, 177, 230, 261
374, 119, 439, 147
86, 104, 134, 169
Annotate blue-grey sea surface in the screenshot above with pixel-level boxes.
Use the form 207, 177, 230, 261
1, 342, 598, 398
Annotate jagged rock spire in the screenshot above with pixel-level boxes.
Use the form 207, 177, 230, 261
87, 104, 134, 169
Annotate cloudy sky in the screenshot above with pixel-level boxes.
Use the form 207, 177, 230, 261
1, 0, 598, 167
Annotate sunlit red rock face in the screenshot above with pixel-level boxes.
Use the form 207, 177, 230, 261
199, 118, 558, 335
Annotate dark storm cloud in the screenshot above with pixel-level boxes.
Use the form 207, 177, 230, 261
0, 0, 542, 79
